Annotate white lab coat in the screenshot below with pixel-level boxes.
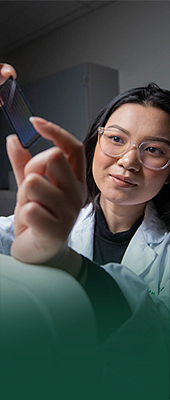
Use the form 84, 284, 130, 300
68, 200, 170, 323
69, 200, 170, 396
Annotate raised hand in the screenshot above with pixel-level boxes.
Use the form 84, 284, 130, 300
7, 118, 86, 265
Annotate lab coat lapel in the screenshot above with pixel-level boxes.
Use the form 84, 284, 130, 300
121, 226, 157, 276
121, 201, 167, 276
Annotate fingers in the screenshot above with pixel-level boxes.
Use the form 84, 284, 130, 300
14, 201, 63, 243
0, 63, 17, 85
12, 169, 81, 263
6, 117, 86, 199
6, 134, 31, 187
24, 147, 66, 186
17, 151, 85, 219
24, 145, 85, 192
29, 117, 86, 183
11, 206, 64, 263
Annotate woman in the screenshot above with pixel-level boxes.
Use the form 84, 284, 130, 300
5, 82, 169, 332
3, 79, 170, 396
69, 83, 170, 311
1, 64, 169, 316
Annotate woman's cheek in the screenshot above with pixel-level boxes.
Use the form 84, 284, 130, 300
93, 143, 110, 176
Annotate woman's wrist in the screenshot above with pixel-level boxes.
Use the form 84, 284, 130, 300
43, 245, 86, 284
45, 241, 69, 267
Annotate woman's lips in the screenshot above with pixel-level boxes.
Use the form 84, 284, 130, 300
110, 175, 137, 188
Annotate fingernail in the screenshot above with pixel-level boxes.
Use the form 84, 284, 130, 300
6, 134, 17, 141
29, 116, 49, 126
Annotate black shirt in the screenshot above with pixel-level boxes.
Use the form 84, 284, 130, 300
94, 204, 143, 264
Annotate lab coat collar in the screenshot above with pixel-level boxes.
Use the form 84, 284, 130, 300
122, 201, 168, 275
141, 200, 168, 244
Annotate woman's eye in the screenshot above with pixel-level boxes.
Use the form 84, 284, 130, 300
109, 135, 124, 144
145, 146, 164, 155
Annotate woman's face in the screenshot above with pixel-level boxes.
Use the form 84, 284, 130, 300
92, 104, 170, 211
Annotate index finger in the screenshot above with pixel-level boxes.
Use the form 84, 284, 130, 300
29, 117, 86, 182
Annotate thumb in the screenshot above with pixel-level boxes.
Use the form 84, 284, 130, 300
6, 134, 31, 187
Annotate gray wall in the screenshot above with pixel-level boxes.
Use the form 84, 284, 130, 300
4, 1, 170, 92
22, 63, 118, 143
1, 0, 170, 191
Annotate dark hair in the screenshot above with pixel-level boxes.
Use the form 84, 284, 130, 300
84, 83, 170, 231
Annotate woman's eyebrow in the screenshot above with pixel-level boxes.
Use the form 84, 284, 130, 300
144, 136, 170, 146
106, 125, 130, 135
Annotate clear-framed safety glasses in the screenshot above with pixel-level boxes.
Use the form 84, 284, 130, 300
98, 127, 170, 171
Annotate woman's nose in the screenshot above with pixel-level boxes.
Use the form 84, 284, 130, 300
117, 147, 141, 171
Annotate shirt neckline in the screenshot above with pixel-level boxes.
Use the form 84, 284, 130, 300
95, 204, 144, 244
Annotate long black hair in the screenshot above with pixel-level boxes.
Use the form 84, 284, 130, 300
84, 83, 170, 231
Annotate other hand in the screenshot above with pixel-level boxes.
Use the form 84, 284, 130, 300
0, 63, 17, 85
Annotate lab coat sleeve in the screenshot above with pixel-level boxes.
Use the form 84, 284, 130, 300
81, 257, 132, 342
99, 262, 169, 399
78, 257, 169, 398
0, 215, 15, 255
